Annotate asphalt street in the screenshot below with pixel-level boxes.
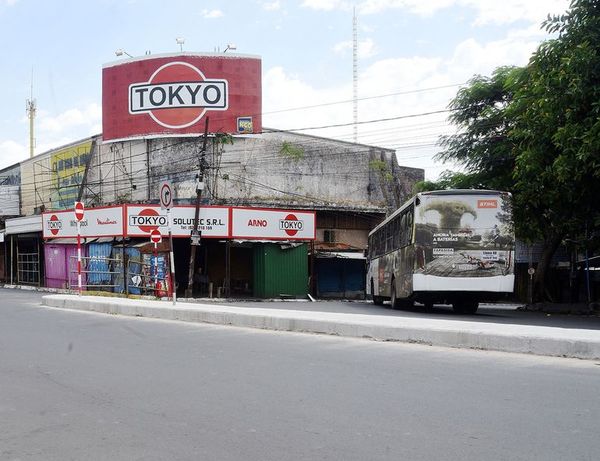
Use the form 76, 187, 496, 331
1, 288, 599, 460
220, 299, 600, 330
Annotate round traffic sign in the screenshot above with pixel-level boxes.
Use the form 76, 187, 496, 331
74, 202, 85, 221
160, 182, 173, 209
527, 267, 536, 276
150, 229, 162, 244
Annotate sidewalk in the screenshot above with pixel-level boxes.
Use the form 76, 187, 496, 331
42, 294, 600, 360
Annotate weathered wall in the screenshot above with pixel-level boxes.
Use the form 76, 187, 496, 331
84, 138, 149, 206
9, 131, 423, 217
201, 131, 423, 212
19, 138, 94, 216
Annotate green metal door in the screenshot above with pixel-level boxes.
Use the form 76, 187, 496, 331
253, 243, 308, 298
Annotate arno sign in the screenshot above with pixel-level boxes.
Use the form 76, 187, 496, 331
43, 205, 315, 241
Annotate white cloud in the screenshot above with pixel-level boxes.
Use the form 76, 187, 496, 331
301, 0, 347, 11
202, 8, 224, 19
302, 0, 570, 26
263, 24, 548, 180
1, 0, 20, 6
0, 140, 27, 169
38, 103, 102, 135
262, 0, 281, 11
333, 38, 377, 58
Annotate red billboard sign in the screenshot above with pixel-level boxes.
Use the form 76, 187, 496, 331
102, 53, 262, 141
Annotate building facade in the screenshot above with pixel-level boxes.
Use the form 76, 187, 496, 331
1, 52, 424, 298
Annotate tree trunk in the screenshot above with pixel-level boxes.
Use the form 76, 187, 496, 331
533, 232, 564, 302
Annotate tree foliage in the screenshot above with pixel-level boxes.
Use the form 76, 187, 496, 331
428, 0, 600, 301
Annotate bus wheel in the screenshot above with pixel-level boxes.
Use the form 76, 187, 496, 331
452, 300, 479, 314
372, 280, 383, 306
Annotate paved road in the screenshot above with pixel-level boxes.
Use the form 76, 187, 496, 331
1, 288, 599, 460
227, 299, 600, 330
6, 288, 600, 330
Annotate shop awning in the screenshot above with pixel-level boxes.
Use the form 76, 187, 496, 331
315, 251, 366, 260
5, 215, 42, 235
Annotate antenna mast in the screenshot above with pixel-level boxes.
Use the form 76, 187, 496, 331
26, 69, 36, 158
352, 6, 358, 143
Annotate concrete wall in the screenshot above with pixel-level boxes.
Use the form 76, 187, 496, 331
211, 132, 423, 211
0, 164, 20, 217
84, 138, 149, 206
20, 138, 94, 216
8, 132, 423, 217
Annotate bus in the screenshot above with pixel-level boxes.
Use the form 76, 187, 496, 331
366, 190, 515, 314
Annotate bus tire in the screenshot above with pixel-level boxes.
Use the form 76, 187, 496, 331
452, 300, 479, 314
372, 280, 384, 306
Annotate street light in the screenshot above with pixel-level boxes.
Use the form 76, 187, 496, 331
223, 43, 237, 53
115, 49, 133, 58
176, 37, 185, 52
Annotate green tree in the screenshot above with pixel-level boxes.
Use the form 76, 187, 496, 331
436, 66, 524, 192
429, 0, 600, 301
510, 0, 600, 300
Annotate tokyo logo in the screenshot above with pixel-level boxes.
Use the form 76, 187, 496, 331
129, 61, 229, 129
279, 214, 304, 237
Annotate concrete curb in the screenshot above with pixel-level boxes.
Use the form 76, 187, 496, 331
42, 295, 600, 360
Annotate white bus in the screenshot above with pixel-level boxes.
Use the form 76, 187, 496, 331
366, 190, 515, 314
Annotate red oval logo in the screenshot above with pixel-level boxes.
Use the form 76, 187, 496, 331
129, 61, 228, 129
48, 215, 61, 236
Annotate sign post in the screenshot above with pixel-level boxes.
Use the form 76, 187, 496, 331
150, 229, 162, 298
74, 201, 85, 295
160, 181, 176, 305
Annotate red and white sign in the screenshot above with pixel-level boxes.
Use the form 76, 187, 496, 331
150, 229, 162, 244
231, 208, 316, 240
159, 181, 173, 210
126, 205, 229, 238
43, 206, 124, 239
74, 201, 85, 221
102, 54, 262, 141
44, 205, 316, 241
477, 199, 498, 209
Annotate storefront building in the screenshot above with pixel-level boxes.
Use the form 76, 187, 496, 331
0, 51, 425, 298
42, 204, 315, 298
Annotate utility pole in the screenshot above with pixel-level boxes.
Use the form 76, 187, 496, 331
185, 117, 210, 298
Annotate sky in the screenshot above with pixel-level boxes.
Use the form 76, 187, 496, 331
0, 0, 571, 179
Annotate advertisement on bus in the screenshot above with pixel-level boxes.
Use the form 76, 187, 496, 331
414, 193, 514, 278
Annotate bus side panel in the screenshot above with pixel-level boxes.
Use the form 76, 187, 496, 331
367, 257, 379, 297
396, 244, 415, 298
379, 253, 394, 298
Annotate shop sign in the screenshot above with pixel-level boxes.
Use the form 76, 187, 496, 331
126, 205, 229, 238
102, 54, 262, 141
231, 208, 316, 240
42, 206, 124, 239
